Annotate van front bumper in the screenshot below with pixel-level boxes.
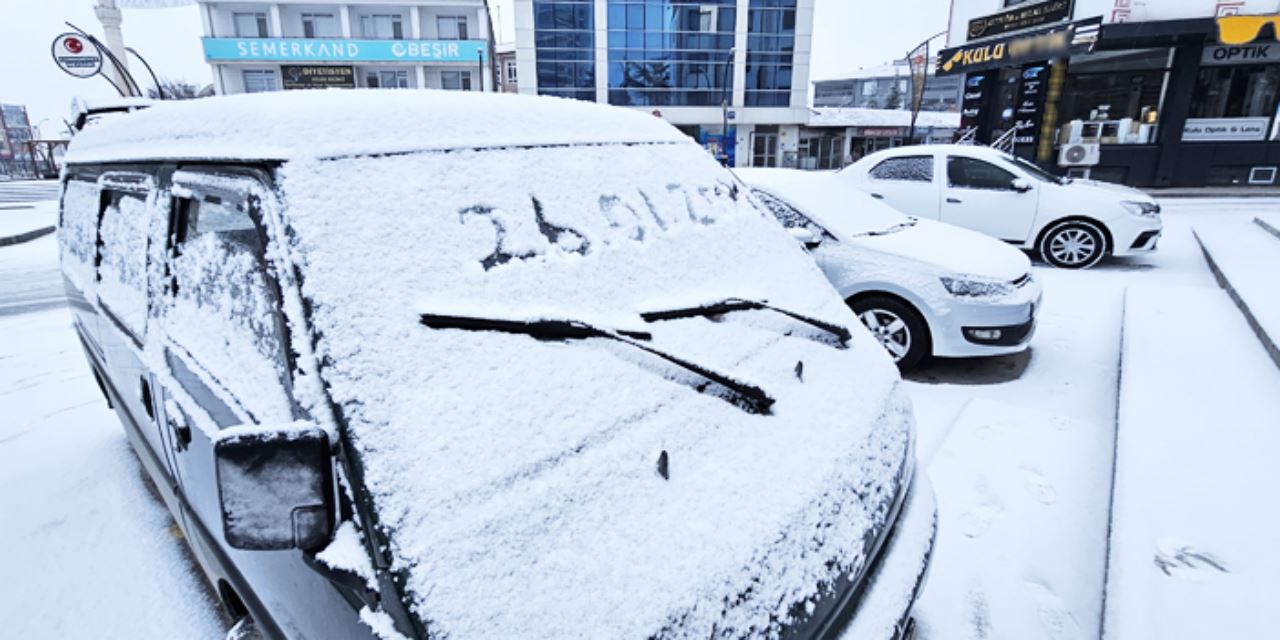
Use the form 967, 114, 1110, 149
838, 476, 937, 640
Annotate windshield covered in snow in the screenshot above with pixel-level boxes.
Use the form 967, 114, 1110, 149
738, 169, 912, 237
278, 141, 909, 638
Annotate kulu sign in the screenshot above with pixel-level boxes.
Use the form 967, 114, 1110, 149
202, 38, 487, 63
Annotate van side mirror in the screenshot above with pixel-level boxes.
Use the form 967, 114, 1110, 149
1011, 178, 1032, 193
214, 423, 334, 552
787, 227, 822, 249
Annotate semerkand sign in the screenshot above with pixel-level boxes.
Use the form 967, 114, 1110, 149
202, 37, 487, 63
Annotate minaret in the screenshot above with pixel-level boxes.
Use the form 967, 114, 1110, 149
94, 0, 136, 96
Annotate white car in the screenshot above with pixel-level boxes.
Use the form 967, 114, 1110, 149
739, 168, 1043, 370
839, 144, 1163, 269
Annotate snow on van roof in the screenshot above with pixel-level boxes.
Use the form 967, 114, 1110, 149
64, 90, 688, 164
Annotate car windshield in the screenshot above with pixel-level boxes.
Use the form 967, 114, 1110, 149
1006, 153, 1068, 184
278, 141, 910, 638
740, 169, 911, 238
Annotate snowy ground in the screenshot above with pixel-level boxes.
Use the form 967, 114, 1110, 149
0, 195, 1274, 638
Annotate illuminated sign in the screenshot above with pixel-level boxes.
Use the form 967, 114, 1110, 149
202, 38, 487, 63
938, 18, 1100, 75
968, 0, 1074, 41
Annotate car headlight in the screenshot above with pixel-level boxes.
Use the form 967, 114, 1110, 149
1121, 201, 1161, 217
940, 276, 1015, 298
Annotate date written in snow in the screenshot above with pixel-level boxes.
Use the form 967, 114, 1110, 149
459, 181, 740, 271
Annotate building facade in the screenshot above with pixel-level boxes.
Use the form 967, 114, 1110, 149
196, 0, 494, 95
813, 60, 963, 112
941, 0, 1280, 187
0, 104, 34, 179
512, 0, 814, 168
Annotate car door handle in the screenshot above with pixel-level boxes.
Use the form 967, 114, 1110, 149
946, 197, 962, 204
870, 193, 884, 200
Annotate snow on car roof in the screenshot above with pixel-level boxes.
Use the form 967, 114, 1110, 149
64, 89, 688, 164
736, 168, 909, 237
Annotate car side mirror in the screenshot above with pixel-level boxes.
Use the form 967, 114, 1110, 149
787, 227, 823, 249
215, 422, 334, 552
1011, 178, 1032, 193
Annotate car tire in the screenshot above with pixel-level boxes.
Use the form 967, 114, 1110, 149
1039, 220, 1107, 269
850, 296, 931, 371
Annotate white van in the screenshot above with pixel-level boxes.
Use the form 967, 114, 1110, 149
60, 90, 935, 639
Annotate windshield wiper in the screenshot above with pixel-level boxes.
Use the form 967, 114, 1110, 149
640, 298, 851, 348
858, 219, 918, 238
420, 313, 775, 415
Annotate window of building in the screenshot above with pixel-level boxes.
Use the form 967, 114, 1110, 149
367, 70, 410, 89
361, 14, 404, 39
442, 70, 473, 91
302, 13, 338, 38
1189, 65, 1280, 120
1060, 49, 1170, 126
870, 156, 934, 182
505, 61, 518, 84
234, 12, 269, 38
948, 157, 1018, 190
745, 0, 796, 107
242, 69, 278, 93
437, 15, 469, 40
535, 0, 596, 101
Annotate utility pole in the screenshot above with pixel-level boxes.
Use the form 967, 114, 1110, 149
94, 0, 136, 96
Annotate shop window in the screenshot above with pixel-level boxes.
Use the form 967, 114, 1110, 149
242, 70, 278, 93
438, 15, 469, 40
442, 70, 473, 91
302, 13, 338, 39
1060, 49, 1170, 142
947, 157, 1018, 191
361, 14, 404, 40
1190, 65, 1280, 120
870, 156, 934, 182
367, 70, 410, 89
233, 12, 269, 38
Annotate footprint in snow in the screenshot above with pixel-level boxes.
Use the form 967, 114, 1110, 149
958, 502, 1003, 538
1153, 537, 1229, 580
1021, 467, 1058, 506
1024, 580, 1084, 640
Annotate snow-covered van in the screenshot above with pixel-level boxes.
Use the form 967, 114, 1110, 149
58, 91, 935, 640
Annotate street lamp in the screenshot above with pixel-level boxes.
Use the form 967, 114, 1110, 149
720, 47, 735, 167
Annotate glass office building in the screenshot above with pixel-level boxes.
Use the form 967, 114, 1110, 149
516, 0, 814, 167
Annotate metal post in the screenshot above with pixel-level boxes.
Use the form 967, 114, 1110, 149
721, 47, 735, 166
478, 51, 485, 92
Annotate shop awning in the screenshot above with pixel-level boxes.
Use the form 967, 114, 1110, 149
936, 17, 1101, 76
1094, 18, 1215, 50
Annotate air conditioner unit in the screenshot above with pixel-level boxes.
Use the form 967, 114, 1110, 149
1059, 142, 1102, 167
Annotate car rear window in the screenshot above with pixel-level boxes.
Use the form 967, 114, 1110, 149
869, 156, 934, 182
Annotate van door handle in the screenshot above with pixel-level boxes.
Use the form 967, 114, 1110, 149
169, 417, 191, 452
870, 193, 884, 200
946, 197, 962, 204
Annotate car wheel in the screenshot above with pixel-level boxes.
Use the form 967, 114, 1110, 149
1039, 220, 1107, 269
850, 296, 930, 371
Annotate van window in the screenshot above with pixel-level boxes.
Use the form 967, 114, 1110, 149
60, 180, 101, 291
97, 188, 151, 339
165, 189, 293, 423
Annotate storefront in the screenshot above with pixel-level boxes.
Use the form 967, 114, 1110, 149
938, 1, 1280, 187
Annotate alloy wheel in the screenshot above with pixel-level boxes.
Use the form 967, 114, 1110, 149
1048, 228, 1098, 266
859, 309, 912, 362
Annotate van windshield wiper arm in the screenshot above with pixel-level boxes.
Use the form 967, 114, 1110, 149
420, 312, 774, 415
640, 298, 851, 348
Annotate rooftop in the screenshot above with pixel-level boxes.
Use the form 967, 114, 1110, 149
65, 90, 687, 165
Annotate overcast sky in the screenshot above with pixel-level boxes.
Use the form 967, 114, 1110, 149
0, 0, 950, 136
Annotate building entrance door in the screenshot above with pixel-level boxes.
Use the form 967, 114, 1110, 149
752, 132, 778, 167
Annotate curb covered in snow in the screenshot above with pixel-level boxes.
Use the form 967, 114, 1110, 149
0, 226, 55, 248
1192, 228, 1280, 371
1256, 216, 1280, 241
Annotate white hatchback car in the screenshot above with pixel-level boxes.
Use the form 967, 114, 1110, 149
740, 169, 1043, 370
840, 144, 1163, 269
